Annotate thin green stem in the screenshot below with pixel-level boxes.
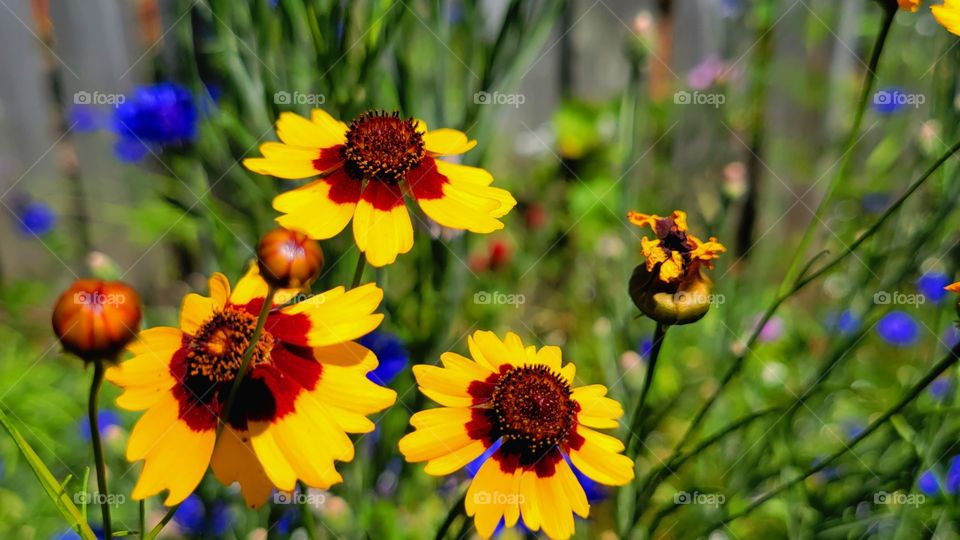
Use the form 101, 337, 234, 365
780, 4, 896, 290
298, 481, 319, 540
434, 491, 467, 540
350, 254, 367, 290
701, 343, 960, 534
88, 361, 112, 539
627, 322, 668, 455
139, 501, 145, 539
144, 506, 178, 540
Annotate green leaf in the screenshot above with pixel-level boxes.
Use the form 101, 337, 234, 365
0, 407, 97, 539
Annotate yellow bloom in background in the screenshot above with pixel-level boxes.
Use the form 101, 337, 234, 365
933, 1, 960, 35
628, 210, 725, 284
106, 266, 396, 507
399, 331, 634, 540
899, 0, 921, 11
243, 109, 516, 267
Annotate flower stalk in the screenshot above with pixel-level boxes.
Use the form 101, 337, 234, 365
626, 322, 668, 455
87, 360, 112, 540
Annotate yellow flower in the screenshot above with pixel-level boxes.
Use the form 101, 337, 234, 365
106, 266, 396, 507
243, 109, 516, 267
933, 0, 960, 35
399, 331, 634, 540
899, 0, 921, 11
627, 210, 725, 284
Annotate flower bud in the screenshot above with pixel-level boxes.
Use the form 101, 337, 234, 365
52, 279, 142, 361
257, 227, 324, 289
630, 265, 715, 325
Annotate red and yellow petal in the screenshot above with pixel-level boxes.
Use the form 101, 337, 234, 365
310, 346, 397, 433
273, 170, 361, 240
567, 426, 634, 486
211, 428, 275, 508
352, 182, 414, 267
408, 158, 515, 233
399, 407, 485, 473
276, 111, 346, 150
242, 143, 330, 179
128, 394, 216, 505
571, 385, 624, 429
277, 283, 384, 347
423, 128, 477, 156
107, 327, 182, 411
466, 456, 522, 538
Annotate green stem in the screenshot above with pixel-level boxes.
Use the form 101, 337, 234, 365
434, 491, 467, 540
626, 322, 668, 455
780, 4, 896, 291
350, 254, 367, 289
144, 505, 178, 540
88, 361, 112, 539
667, 134, 960, 453
298, 481, 319, 540
139, 501, 145, 539
702, 343, 960, 533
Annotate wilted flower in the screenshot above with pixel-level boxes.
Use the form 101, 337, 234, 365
52, 279, 142, 361
243, 109, 515, 267
899, 0, 921, 11
399, 331, 633, 539
627, 210, 725, 325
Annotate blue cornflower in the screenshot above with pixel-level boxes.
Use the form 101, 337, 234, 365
872, 87, 909, 115
917, 456, 960, 497
172, 493, 231, 537
360, 330, 409, 385
825, 309, 860, 336
930, 377, 952, 401
917, 272, 952, 304
876, 311, 919, 347
113, 82, 198, 162
638, 336, 654, 361
79, 410, 122, 440
67, 104, 101, 133
918, 470, 940, 496
15, 200, 56, 236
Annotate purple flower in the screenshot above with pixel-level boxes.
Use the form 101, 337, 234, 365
687, 55, 726, 90
876, 311, 919, 347
757, 315, 785, 343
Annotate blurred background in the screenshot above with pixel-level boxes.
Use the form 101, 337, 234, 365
3, 0, 960, 538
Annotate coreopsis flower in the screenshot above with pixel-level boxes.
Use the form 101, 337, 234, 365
399, 331, 634, 539
933, 1, 960, 34
52, 279, 142, 361
106, 266, 396, 506
242, 109, 516, 267
947, 281, 960, 317
627, 210, 725, 325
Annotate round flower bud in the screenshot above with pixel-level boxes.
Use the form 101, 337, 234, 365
630, 265, 715, 326
52, 279, 142, 361
257, 227, 324, 289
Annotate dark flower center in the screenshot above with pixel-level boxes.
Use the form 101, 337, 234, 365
490, 365, 576, 455
341, 110, 425, 184
655, 217, 695, 267
187, 307, 274, 384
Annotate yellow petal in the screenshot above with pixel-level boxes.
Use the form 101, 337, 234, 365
211, 428, 275, 508
352, 185, 414, 267
276, 111, 345, 149
280, 283, 385, 347
274, 172, 360, 239
423, 128, 477, 156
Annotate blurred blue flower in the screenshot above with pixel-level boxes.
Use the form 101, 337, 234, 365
918, 272, 951, 304
638, 336, 653, 360
930, 377, 952, 401
14, 200, 56, 236
872, 87, 909, 115
825, 309, 860, 336
948, 455, 960, 494
861, 192, 891, 214
67, 104, 101, 133
275, 506, 299, 535
52, 528, 103, 540
918, 470, 940, 496
172, 493, 231, 537
944, 326, 960, 349
361, 330, 409, 385
79, 409, 122, 440
113, 82, 198, 162
466, 438, 502, 477
876, 311, 919, 347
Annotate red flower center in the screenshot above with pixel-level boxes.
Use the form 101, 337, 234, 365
341, 110, 425, 185
187, 307, 274, 384
491, 365, 577, 454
